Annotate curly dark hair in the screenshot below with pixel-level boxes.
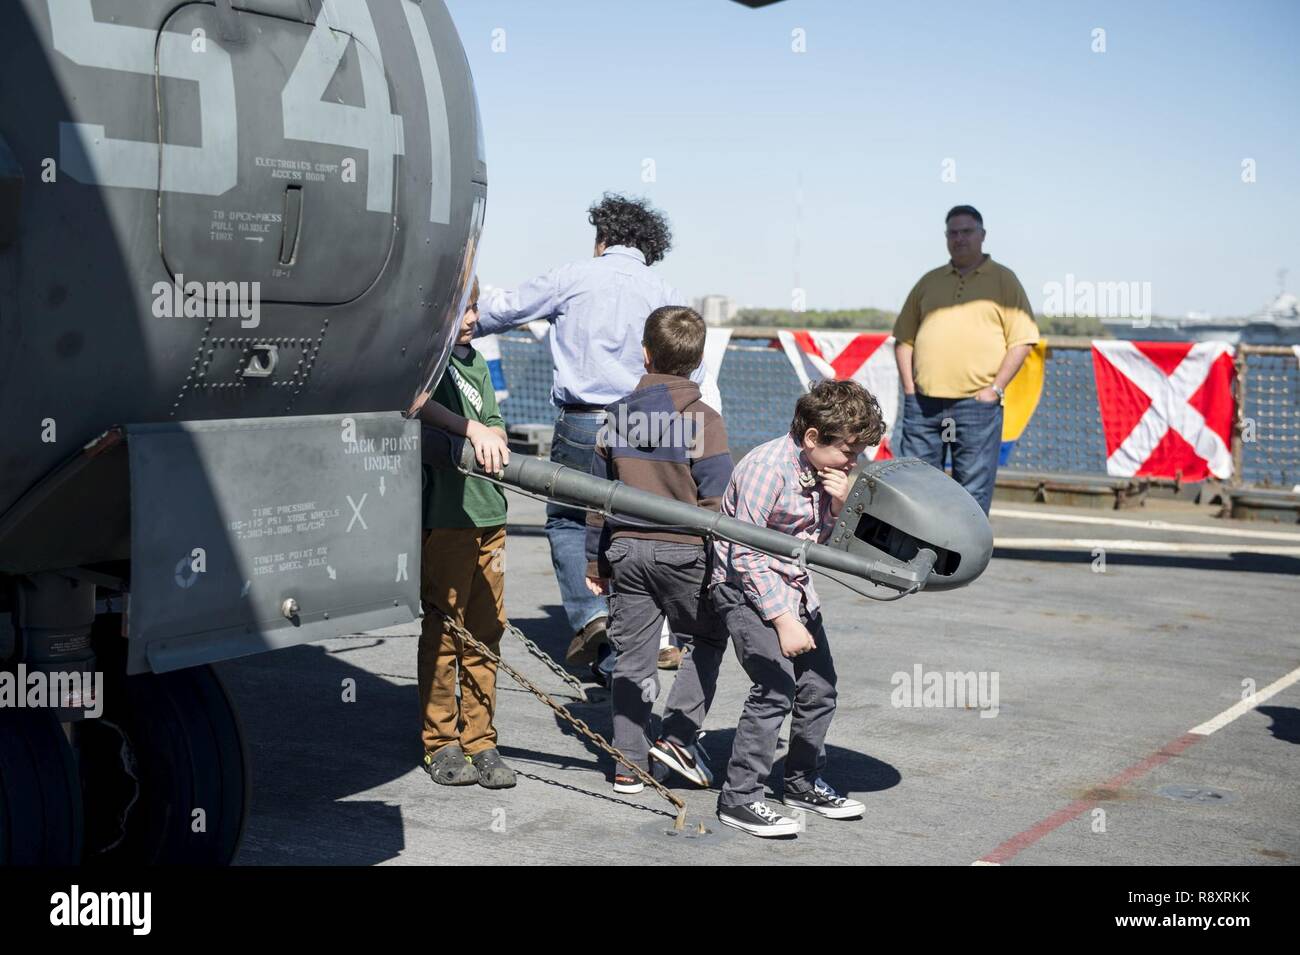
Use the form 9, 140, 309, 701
588, 193, 672, 265
790, 379, 885, 447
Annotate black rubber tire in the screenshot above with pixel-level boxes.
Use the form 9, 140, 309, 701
80, 662, 249, 865
0, 707, 85, 865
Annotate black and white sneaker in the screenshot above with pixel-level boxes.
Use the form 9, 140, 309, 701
649, 738, 714, 788
716, 801, 801, 838
613, 771, 644, 794
783, 779, 864, 819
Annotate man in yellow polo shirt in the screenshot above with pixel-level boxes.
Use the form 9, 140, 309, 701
892, 206, 1039, 513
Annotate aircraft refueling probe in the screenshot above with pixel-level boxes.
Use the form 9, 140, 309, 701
449, 440, 995, 597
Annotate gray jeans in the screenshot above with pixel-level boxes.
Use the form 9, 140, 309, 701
712, 580, 837, 807
606, 537, 728, 771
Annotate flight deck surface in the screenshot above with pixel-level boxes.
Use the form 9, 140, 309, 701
224, 492, 1300, 866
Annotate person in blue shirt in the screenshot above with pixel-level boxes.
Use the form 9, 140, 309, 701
475, 194, 691, 678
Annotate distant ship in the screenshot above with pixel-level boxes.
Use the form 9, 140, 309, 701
1102, 291, 1300, 344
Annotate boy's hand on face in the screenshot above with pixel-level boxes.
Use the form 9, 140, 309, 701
774, 613, 816, 658
585, 576, 609, 596
465, 419, 509, 475
819, 467, 853, 515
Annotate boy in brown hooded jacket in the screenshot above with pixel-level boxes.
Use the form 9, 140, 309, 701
584, 306, 734, 793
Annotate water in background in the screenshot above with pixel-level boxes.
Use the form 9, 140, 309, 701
495, 334, 1300, 487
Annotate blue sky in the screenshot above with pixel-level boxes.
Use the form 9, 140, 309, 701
446, 0, 1300, 318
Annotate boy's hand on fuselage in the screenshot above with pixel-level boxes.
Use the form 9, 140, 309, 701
773, 612, 816, 658
819, 467, 853, 516
585, 575, 609, 596
466, 419, 509, 475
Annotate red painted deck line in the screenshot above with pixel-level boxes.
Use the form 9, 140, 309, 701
977, 731, 1204, 865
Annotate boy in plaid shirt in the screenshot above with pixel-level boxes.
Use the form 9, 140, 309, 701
711, 379, 884, 837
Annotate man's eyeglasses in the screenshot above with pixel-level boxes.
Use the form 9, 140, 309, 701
945, 228, 981, 239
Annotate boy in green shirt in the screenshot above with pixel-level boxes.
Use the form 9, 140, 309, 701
413, 279, 516, 788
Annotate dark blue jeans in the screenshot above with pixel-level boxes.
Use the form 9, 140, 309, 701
547, 409, 609, 633
899, 393, 1003, 514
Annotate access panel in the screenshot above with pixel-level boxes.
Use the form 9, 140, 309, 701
126, 412, 421, 674
157, 3, 401, 303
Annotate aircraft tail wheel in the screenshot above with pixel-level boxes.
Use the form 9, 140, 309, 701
0, 708, 85, 865
81, 664, 249, 865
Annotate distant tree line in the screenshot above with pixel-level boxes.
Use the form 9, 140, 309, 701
733, 308, 896, 330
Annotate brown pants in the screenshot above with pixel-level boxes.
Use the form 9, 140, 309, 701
417, 525, 506, 757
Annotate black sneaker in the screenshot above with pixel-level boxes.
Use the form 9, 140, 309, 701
650, 738, 714, 788
612, 772, 644, 795
783, 779, 864, 819
716, 801, 801, 838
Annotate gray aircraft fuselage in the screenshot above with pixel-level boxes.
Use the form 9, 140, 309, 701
0, 0, 485, 574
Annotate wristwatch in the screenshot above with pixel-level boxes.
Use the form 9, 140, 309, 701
991, 384, 1006, 403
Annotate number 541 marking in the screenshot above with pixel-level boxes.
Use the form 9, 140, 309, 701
48, 0, 450, 222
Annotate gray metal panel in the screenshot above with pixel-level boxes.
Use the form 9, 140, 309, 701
0, 0, 481, 571
158, 6, 397, 304
829, 457, 994, 590
126, 412, 421, 673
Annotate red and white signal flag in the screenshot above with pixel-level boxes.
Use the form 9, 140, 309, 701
1090, 340, 1236, 481
777, 330, 899, 460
